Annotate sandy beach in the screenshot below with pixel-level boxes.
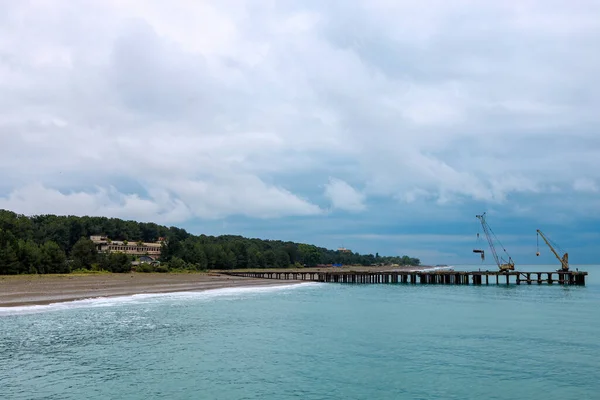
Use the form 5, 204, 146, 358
0, 266, 432, 308
0, 273, 302, 307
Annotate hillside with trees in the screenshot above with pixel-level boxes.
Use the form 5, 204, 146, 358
0, 209, 421, 274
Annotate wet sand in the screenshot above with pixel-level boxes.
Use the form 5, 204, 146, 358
0, 273, 303, 307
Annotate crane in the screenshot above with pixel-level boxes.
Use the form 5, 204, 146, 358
473, 212, 515, 272
536, 229, 569, 271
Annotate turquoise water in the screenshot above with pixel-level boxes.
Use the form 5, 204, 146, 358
1, 265, 599, 399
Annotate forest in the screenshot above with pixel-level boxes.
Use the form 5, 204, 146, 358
0, 209, 421, 274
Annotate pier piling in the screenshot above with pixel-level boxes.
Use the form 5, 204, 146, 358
223, 269, 587, 286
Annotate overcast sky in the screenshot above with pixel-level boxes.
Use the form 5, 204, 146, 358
1, 1, 599, 265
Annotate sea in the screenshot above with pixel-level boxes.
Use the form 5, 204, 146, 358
1, 264, 599, 400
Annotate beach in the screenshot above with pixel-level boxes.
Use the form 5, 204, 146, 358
0, 266, 432, 308
0, 273, 301, 307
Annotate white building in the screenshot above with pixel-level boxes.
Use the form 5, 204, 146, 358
90, 235, 164, 260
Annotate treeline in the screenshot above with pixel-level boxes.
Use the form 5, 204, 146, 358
0, 209, 420, 274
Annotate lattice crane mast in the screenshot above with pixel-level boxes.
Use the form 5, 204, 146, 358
473, 212, 515, 272
536, 229, 569, 271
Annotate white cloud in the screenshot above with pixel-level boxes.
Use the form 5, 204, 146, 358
0, 184, 191, 224
0, 180, 322, 222
398, 188, 432, 204
0, 0, 599, 224
573, 178, 598, 193
324, 178, 366, 212
160, 175, 323, 219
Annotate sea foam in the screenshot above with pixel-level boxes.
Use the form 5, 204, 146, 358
0, 281, 322, 317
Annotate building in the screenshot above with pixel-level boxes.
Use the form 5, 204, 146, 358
337, 247, 352, 253
90, 235, 164, 260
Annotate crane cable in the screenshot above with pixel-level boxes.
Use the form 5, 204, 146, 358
485, 221, 512, 263
538, 230, 566, 256
548, 234, 566, 255
475, 232, 484, 262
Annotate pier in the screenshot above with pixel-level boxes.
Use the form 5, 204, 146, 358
222, 269, 588, 286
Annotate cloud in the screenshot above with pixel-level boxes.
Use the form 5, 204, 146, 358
0, 180, 322, 222
573, 178, 598, 193
0, 184, 190, 224
1, 1, 600, 263
159, 174, 323, 219
324, 178, 366, 212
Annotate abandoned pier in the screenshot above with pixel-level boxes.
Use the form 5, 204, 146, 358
223, 269, 588, 286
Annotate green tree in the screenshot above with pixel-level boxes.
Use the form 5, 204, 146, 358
263, 250, 276, 267
71, 237, 97, 269
99, 252, 131, 273
0, 228, 22, 274
168, 257, 187, 270
275, 249, 291, 268
225, 250, 237, 269
0, 209, 421, 273
246, 245, 263, 269
283, 243, 298, 264
40, 241, 68, 273
195, 244, 208, 270
298, 244, 320, 266
231, 240, 247, 268
17, 239, 41, 274
0, 243, 20, 274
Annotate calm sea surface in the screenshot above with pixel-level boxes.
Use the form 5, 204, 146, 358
1, 264, 599, 399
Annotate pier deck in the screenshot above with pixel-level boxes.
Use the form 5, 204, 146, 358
222, 270, 588, 286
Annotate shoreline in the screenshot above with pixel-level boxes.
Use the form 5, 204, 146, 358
0, 266, 433, 308
0, 273, 304, 308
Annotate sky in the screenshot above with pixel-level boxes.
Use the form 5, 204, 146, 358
1, 0, 599, 266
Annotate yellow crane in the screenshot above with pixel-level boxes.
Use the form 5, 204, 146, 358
536, 229, 569, 271
473, 212, 515, 272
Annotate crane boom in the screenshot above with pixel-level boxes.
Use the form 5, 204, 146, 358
536, 229, 569, 271
475, 213, 515, 271
477, 214, 500, 267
